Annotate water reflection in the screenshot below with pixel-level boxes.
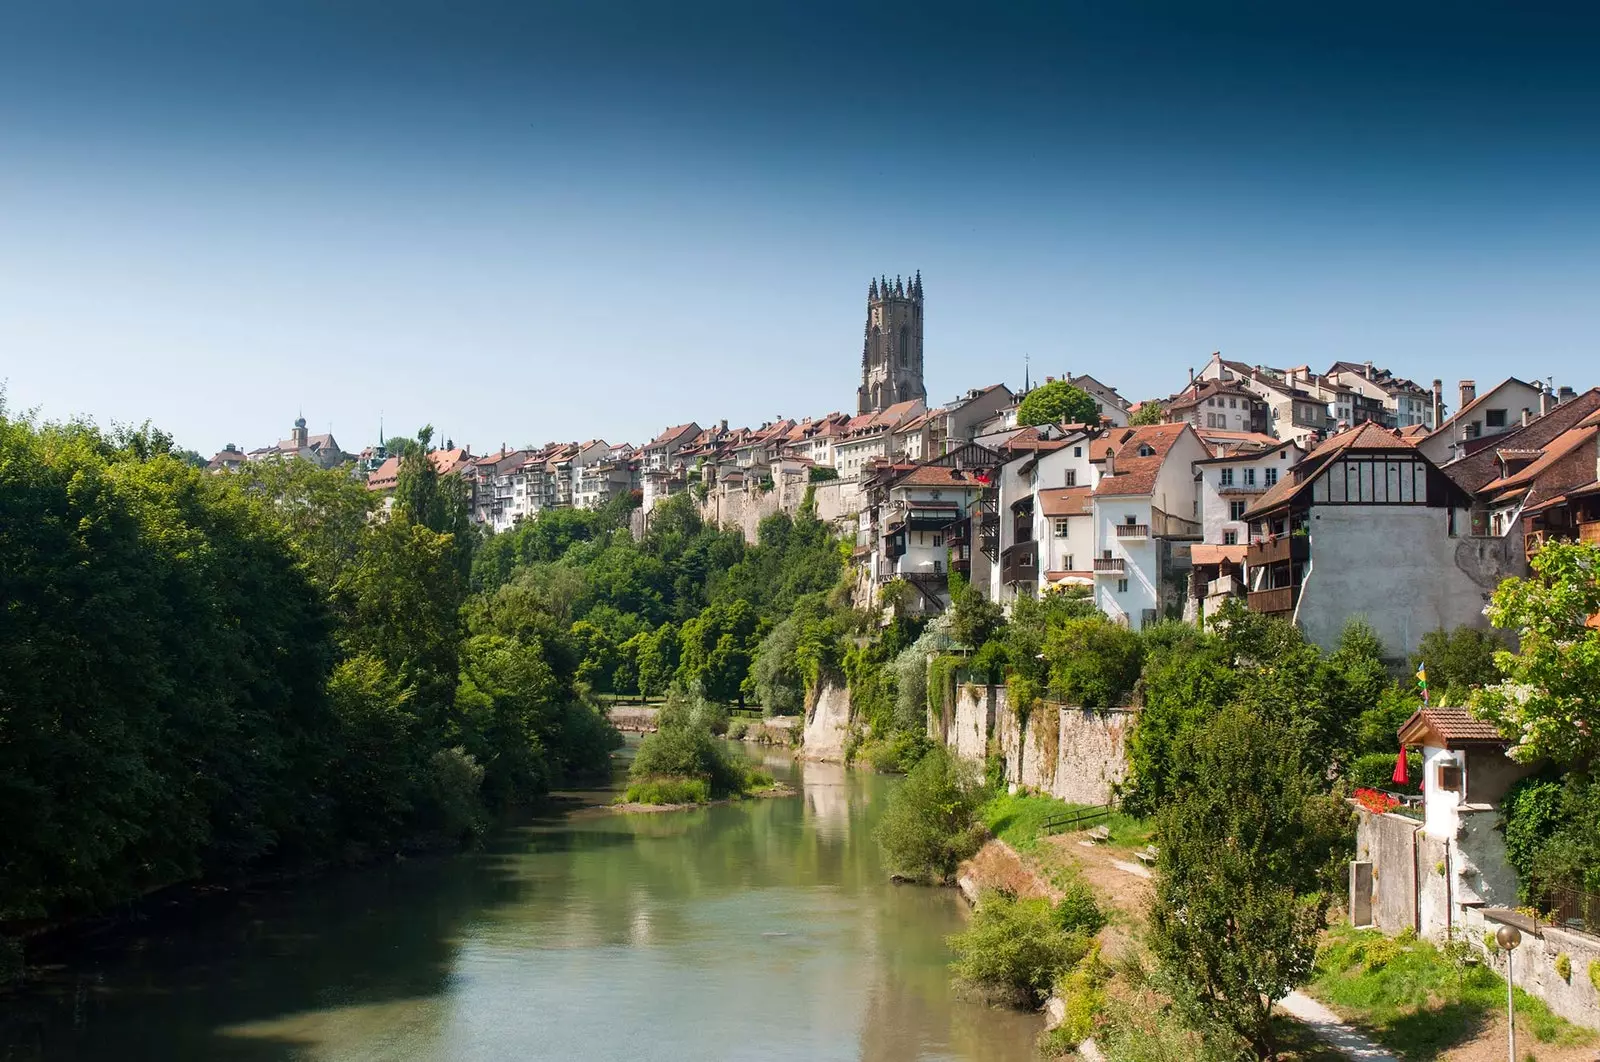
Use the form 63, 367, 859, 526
1, 745, 1040, 1061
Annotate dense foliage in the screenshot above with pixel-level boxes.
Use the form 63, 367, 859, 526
1016, 381, 1101, 428
872, 745, 985, 883
1473, 540, 1600, 765
1147, 705, 1349, 1060
627, 687, 750, 799
0, 416, 621, 926
948, 890, 1099, 1007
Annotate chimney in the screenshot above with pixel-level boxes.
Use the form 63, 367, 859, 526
720, 419, 728, 432
1189, 367, 1195, 386
1105, 450, 1115, 477
1364, 360, 1374, 380
1521, 409, 1530, 427
1540, 388, 1552, 415
1432, 379, 1443, 426
1459, 380, 1476, 408
1559, 385, 1577, 404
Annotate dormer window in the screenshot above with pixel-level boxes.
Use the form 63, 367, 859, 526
1137, 444, 1155, 457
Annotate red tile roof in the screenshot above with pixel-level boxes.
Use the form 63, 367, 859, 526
1191, 543, 1248, 566
893, 465, 988, 488
1477, 425, 1599, 496
1398, 708, 1507, 748
1091, 423, 1194, 497
1038, 485, 1093, 517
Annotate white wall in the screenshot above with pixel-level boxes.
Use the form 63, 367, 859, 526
1296, 506, 1491, 656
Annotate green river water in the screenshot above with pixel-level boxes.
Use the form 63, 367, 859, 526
1, 743, 1041, 1061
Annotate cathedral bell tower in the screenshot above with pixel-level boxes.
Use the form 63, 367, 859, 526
857, 271, 926, 414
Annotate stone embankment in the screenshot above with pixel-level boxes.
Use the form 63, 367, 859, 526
800, 683, 853, 762
608, 706, 658, 732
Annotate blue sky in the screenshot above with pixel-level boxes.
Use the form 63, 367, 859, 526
2, 1, 1597, 455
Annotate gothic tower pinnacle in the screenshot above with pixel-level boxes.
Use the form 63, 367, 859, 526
856, 270, 927, 415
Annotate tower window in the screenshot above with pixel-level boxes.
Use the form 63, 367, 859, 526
899, 324, 910, 367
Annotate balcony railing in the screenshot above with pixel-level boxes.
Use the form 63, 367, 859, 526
1092, 557, 1125, 574
1248, 586, 1297, 614
1247, 534, 1310, 567
1114, 523, 1149, 539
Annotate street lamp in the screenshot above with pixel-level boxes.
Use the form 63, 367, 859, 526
1495, 923, 1523, 1062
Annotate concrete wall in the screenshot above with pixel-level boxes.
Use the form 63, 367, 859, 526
1470, 913, 1600, 1032
979, 693, 1132, 807
1298, 506, 1513, 657
810, 478, 864, 524
801, 682, 853, 763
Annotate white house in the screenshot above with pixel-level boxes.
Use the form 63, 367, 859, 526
1417, 378, 1549, 468
1088, 423, 1207, 630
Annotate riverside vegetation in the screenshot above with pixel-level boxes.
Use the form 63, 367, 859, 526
864, 562, 1600, 1060
0, 407, 837, 961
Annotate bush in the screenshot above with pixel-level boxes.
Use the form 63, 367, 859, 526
1052, 945, 1110, 1044
1555, 952, 1572, 982
420, 747, 486, 843
1045, 616, 1144, 708
1054, 880, 1107, 936
629, 706, 749, 797
1348, 751, 1421, 795
949, 890, 1095, 1007
873, 745, 984, 883
623, 777, 711, 805
745, 768, 776, 790
726, 718, 750, 740
862, 728, 933, 774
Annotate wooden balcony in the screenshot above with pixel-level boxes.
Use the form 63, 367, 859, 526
1248, 586, 1298, 615
1000, 541, 1039, 586
1114, 523, 1150, 539
1247, 535, 1310, 567
1093, 557, 1126, 575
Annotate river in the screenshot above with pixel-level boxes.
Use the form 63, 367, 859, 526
1, 742, 1041, 1061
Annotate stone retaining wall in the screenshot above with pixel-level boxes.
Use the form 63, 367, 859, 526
801, 683, 853, 762
938, 682, 1132, 807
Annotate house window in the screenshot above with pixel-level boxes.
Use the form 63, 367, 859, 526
1219, 468, 1235, 486
1265, 467, 1279, 486
1223, 530, 1237, 545
933, 558, 944, 573
1064, 469, 1077, 486
1485, 409, 1507, 428
1125, 515, 1137, 525
932, 533, 943, 547
1054, 519, 1070, 537
1073, 446, 1082, 457
1207, 398, 1216, 407
1138, 444, 1155, 457
1229, 500, 1248, 521
1438, 763, 1463, 792
1243, 468, 1256, 486
1116, 578, 1129, 593
1064, 554, 1074, 569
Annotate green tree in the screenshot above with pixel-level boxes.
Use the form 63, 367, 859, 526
1016, 381, 1101, 427
949, 585, 1005, 649
1473, 541, 1600, 764
1414, 625, 1503, 705
1148, 706, 1348, 1060
1045, 615, 1145, 708
676, 600, 761, 704
873, 745, 984, 883
1128, 401, 1164, 426
1123, 622, 1236, 815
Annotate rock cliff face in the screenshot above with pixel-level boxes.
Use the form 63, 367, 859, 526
801, 683, 853, 762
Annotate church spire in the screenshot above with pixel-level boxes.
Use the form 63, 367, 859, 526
1024, 353, 1031, 393
869, 277, 878, 300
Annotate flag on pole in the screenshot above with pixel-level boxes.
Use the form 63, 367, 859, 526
1415, 661, 1429, 706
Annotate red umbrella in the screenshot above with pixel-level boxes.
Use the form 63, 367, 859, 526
1392, 746, 1409, 785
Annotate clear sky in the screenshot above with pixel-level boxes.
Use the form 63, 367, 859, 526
2, 1, 1597, 456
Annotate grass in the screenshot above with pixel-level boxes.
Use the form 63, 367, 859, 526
1310, 926, 1595, 1059
620, 776, 711, 805
980, 790, 1151, 854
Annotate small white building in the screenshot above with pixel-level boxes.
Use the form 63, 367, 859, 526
1088, 423, 1207, 630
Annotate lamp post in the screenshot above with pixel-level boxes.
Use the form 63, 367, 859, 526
1495, 923, 1522, 1062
